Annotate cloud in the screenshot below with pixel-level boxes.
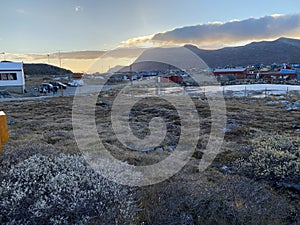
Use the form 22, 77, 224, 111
4, 49, 144, 64
3, 51, 105, 63
271, 14, 284, 18
16, 9, 28, 14
101, 48, 145, 58
119, 35, 155, 48
121, 14, 300, 49
53, 51, 104, 59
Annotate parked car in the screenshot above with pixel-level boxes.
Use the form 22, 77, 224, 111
67, 80, 84, 87
39, 83, 54, 93
49, 81, 67, 89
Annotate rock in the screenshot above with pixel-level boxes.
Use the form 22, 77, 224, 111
122, 111, 130, 116
276, 182, 300, 191
7, 120, 16, 125
279, 100, 289, 104
39, 101, 49, 105
223, 122, 240, 132
192, 150, 203, 159
266, 100, 279, 105
221, 165, 229, 174
167, 146, 175, 151
285, 100, 300, 111
140, 147, 155, 153
97, 100, 109, 108
154, 146, 164, 151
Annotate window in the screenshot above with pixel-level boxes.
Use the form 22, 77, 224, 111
0, 73, 17, 80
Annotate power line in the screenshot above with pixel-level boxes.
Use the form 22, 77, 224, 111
58, 50, 62, 67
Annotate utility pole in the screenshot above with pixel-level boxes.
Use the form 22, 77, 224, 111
130, 64, 134, 85
0, 52, 5, 61
58, 50, 62, 67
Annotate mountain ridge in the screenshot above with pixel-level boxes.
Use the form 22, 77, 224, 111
185, 37, 300, 67
115, 37, 300, 72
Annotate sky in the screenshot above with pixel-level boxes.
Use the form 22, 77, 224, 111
1, 0, 300, 72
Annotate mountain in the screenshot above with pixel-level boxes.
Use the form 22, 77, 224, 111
24, 63, 73, 75
185, 37, 300, 68
114, 37, 300, 72
116, 46, 206, 72
116, 61, 179, 73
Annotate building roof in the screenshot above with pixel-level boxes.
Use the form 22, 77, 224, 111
280, 69, 297, 74
291, 64, 300, 68
0, 62, 23, 71
214, 68, 246, 73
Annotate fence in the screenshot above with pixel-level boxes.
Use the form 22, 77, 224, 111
113, 84, 300, 99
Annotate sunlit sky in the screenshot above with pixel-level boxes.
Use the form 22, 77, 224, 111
1, 0, 300, 72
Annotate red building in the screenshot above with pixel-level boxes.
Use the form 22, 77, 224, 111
213, 68, 247, 79
73, 73, 84, 79
162, 75, 183, 83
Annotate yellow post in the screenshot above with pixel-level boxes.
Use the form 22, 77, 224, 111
0, 111, 9, 154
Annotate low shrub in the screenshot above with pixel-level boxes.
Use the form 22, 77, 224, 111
236, 135, 300, 184
0, 154, 137, 225
137, 176, 294, 225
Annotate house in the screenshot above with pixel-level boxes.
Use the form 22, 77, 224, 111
139, 71, 158, 77
162, 75, 183, 83
259, 69, 298, 79
73, 73, 84, 79
213, 68, 247, 79
280, 69, 298, 79
291, 63, 300, 69
0, 62, 25, 93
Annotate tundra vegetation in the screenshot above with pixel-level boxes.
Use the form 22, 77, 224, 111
0, 87, 299, 224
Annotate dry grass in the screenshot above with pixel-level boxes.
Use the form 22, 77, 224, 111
0, 89, 299, 224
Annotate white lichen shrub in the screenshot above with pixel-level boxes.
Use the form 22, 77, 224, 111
238, 135, 300, 183
0, 154, 138, 225
83, 153, 143, 186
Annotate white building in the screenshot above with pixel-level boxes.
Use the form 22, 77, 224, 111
0, 62, 25, 93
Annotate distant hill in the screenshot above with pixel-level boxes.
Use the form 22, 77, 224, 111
117, 37, 300, 71
185, 37, 300, 68
24, 63, 73, 75
107, 65, 126, 73
116, 61, 179, 73
116, 46, 204, 72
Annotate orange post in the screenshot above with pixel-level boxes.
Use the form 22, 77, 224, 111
0, 111, 9, 153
